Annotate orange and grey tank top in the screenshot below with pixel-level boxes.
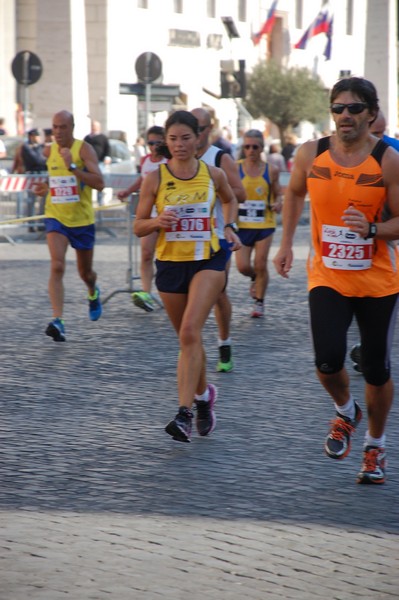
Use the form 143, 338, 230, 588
306, 136, 399, 297
155, 160, 219, 262
45, 140, 95, 227
237, 160, 276, 229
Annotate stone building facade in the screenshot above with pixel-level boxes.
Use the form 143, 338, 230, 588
0, 0, 397, 143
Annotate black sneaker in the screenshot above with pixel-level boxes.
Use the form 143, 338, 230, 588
324, 401, 362, 459
217, 345, 233, 372
165, 407, 193, 443
357, 446, 386, 484
350, 343, 363, 374
195, 384, 217, 436
45, 318, 66, 342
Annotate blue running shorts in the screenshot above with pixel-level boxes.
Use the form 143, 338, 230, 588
238, 228, 275, 247
45, 218, 96, 250
219, 238, 233, 261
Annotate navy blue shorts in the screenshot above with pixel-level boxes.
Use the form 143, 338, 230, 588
219, 238, 233, 261
238, 228, 275, 247
155, 249, 228, 294
45, 218, 95, 250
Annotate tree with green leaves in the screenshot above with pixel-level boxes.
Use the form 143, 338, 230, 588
244, 61, 329, 144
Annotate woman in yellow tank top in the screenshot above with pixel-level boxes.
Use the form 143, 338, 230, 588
134, 111, 241, 443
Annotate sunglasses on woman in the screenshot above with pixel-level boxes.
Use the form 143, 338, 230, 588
148, 140, 162, 146
244, 144, 261, 150
330, 102, 368, 115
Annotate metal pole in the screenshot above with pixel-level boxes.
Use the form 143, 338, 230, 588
126, 194, 134, 288
22, 52, 29, 133
145, 83, 151, 131
23, 86, 28, 134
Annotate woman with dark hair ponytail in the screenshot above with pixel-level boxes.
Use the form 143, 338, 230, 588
134, 111, 241, 443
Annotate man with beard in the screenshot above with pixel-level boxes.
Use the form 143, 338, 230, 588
350, 109, 399, 373
274, 77, 399, 485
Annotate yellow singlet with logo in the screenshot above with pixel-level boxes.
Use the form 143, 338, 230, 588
155, 161, 220, 261
307, 137, 399, 297
45, 140, 95, 227
237, 160, 276, 229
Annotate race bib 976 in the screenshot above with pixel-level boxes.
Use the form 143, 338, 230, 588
165, 203, 211, 242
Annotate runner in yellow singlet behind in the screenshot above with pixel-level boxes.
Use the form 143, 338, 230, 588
235, 129, 282, 318
35, 110, 104, 342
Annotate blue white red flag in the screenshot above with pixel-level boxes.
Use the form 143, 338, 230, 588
252, 0, 278, 45
323, 16, 333, 60
294, 6, 331, 50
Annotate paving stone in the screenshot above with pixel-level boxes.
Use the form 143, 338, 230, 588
0, 224, 398, 599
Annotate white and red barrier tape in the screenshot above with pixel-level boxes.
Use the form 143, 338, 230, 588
0, 172, 137, 192
0, 174, 48, 192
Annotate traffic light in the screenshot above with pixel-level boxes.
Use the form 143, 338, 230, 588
220, 59, 246, 99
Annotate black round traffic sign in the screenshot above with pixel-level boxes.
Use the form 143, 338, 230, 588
135, 52, 162, 84
11, 50, 43, 85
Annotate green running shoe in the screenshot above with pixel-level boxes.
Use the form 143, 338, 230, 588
217, 344, 233, 372
132, 291, 155, 312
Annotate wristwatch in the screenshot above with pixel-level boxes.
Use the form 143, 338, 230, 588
69, 163, 77, 172
224, 222, 239, 233
365, 222, 377, 239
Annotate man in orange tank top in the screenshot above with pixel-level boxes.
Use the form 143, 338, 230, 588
274, 77, 399, 485
350, 110, 399, 373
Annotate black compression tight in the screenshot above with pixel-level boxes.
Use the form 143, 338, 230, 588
309, 286, 399, 386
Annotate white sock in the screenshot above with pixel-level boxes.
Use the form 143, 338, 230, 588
335, 396, 355, 420
218, 337, 231, 347
364, 431, 386, 449
195, 387, 210, 402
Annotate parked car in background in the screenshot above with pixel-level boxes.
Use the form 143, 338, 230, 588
0, 136, 25, 173
0, 136, 138, 207
104, 138, 136, 174
99, 138, 139, 204
0, 136, 136, 174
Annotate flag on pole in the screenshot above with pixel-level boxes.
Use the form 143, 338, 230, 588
323, 16, 333, 60
252, 0, 278, 45
294, 6, 331, 50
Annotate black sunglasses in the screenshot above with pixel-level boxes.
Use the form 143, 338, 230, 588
244, 144, 261, 150
330, 102, 368, 115
148, 140, 162, 146
198, 125, 209, 132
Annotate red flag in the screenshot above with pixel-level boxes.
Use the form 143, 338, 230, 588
252, 0, 278, 45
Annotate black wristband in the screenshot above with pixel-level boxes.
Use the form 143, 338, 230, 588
364, 222, 377, 240
224, 222, 238, 233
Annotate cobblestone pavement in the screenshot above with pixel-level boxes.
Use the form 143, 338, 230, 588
1, 223, 398, 600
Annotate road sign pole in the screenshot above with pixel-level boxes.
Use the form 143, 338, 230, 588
11, 50, 43, 133
22, 53, 29, 133
23, 86, 29, 134
134, 52, 162, 133
145, 83, 151, 130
